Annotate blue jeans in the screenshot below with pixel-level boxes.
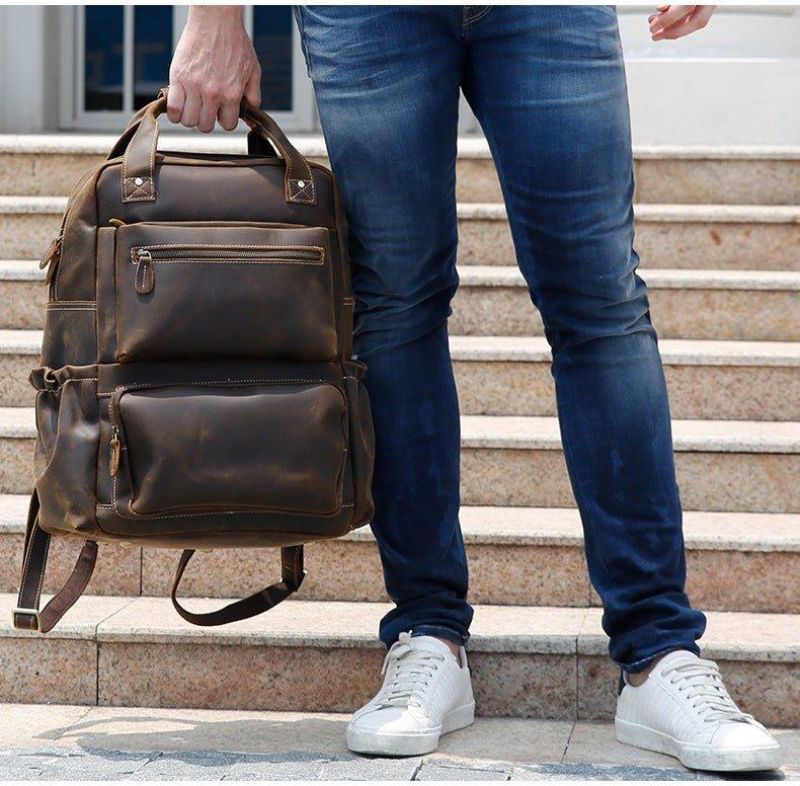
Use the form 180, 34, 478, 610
294, 5, 707, 672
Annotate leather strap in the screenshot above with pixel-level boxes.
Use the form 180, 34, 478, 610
170, 545, 306, 627
13, 491, 98, 633
247, 129, 279, 157
109, 112, 277, 160
119, 89, 315, 205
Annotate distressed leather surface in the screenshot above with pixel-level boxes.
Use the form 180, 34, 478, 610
33, 95, 374, 547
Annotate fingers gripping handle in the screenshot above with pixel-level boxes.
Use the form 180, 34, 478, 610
120, 89, 316, 205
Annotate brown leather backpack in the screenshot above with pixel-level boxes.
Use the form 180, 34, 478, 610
14, 92, 375, 633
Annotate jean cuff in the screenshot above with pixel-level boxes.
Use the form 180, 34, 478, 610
409, 625, 469, 647
620, 643, 700, 674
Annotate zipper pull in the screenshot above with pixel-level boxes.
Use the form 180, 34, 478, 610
109, 218, 126, 228
39, 237, 60, 270
109, 426, 121, 477
135, 249, 155, 295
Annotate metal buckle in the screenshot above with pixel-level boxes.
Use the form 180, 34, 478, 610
12, 607, 40, 630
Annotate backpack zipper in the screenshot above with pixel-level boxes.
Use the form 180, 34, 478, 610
132, 245, 324, 295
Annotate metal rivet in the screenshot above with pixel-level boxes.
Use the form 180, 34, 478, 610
134, 177, 144, 186
297, 180, 305, 188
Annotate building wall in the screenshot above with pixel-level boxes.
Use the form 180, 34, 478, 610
1, 5, 798, 144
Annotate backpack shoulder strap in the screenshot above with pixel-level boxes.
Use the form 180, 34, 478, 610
13, 491, 98, 633
170, 545, 305, 627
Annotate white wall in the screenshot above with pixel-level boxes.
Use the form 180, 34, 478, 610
619, 5, 800, 144
0, 6, 59, 133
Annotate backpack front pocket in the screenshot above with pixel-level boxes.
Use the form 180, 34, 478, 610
107, 223, 338, 363
108, 379, 348, 518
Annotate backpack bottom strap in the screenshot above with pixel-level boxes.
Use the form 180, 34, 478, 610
13, 491, 98, 633
170, 545, 306, 626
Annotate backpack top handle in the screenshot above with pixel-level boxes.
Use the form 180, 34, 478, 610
115, 88, 316, 206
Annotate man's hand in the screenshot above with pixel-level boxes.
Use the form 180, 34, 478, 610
648, 5, 717, 40
167, 6, 261, 133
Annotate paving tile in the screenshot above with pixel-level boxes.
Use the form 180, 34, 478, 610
435, 718, 572, 764
0, 703, 92, 748
0, 748, 152, 780
226, 752, 422, 781
128, 750, 238, 780
510, 762, 712, 780
564, 721, 687, 769
58, 706, 349, 756
416, 760, 511, 780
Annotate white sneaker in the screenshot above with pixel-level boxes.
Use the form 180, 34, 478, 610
346, 631, 475, 756
615, 650, 782, 771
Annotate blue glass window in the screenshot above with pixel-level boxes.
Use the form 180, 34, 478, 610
252, 7, 293, 111
134, 6, 173, 109
84, 6, 124, 111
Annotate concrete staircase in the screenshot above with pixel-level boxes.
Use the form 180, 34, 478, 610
0, 136, 798, 725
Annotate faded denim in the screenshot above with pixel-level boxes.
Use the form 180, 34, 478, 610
294, 5, 707, 672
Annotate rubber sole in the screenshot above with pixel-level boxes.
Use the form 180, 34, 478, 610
347, 701, 476, 757
615, 716, 782, 772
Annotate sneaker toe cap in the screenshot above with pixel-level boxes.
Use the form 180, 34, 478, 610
712, 721, 780, 752
349, 706, 432, 736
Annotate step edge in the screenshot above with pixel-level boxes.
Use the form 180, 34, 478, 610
2, 135, 800, 159
3, 332, 800, 368
2, 409, 800, 453
0, 594, 796, 662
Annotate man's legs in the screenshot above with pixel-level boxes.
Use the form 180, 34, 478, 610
461, 5, 707, 672
294, 6, 473, 647
461, 7, 780, 770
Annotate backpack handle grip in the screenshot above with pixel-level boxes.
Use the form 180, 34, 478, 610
117, 88, 316, 206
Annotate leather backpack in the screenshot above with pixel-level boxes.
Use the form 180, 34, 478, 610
14, 92, 375, 633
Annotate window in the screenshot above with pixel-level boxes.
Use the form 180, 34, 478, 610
60, 6, 315, 131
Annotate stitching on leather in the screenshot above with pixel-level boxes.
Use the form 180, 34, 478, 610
34, 533, 51, 608
46, 306, 96, 312
122, 114, 158, 200
123, 176, 154, 201
107, 378, 349, 520
137, 257, 148, 291
55, 170, 98, 299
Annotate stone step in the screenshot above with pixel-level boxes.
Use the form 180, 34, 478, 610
2, 408, 798, 512
458, 415, 800, 513
1, 135, 799, 205
3, 329, 798, 422
2, 197, 799, 272
0, 260, 41, 330
0, 592, 796, 726
453, 266, 800, 342
451, 335, 800, 422
7, 259, 798, 341
458, 203, 800, 271
1, 493, 797, 614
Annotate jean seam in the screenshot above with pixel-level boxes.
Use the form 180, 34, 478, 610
463, 6, 492, 29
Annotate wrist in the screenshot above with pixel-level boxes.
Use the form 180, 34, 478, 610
187, 5, 244, 27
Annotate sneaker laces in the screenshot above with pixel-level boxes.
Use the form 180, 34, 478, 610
376, 632, 446, 709
661, 657, 754, 724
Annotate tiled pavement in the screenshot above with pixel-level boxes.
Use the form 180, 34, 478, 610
0, 705, 796, 781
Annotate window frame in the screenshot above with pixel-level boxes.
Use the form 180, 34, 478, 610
58, 5, 315, 132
